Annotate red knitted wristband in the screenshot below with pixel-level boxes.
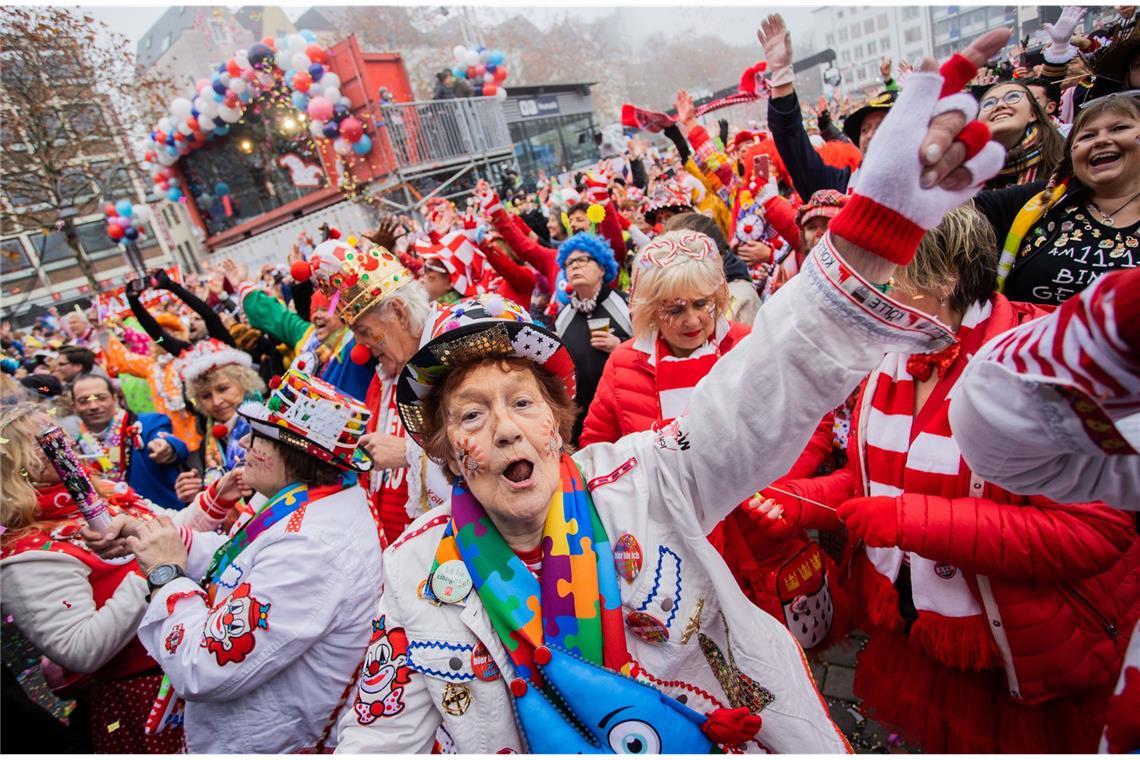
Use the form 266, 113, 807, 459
939, 53, 978, 96
827, 194, 926, 266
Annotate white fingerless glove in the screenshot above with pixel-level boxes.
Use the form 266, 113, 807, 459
828, 54, 1006, 265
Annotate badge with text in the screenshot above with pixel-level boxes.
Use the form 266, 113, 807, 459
431, 559, 473, 605
613, 533, 644, 582
471, 642, 501, 682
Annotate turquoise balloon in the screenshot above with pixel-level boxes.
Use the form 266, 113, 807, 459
351, 134, 372, 155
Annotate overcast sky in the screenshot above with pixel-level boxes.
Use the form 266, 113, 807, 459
80, 4, 819, 52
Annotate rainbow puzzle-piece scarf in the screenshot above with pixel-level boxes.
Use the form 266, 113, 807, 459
430, 455, 722, 752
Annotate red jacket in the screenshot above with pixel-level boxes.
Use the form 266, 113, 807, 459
490, 205, 627, 292
579, 322, 751, 446
774, 296, 1140, 704
479, 240, 536, 309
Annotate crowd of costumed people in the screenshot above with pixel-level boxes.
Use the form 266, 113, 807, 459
2, 6, 1139, 755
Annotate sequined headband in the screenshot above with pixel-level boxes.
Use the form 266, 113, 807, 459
638, 231, 716, 269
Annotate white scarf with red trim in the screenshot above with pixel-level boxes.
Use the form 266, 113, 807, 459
861, 301, 992, 621
634, 317, 731, 422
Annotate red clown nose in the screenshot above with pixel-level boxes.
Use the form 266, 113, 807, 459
211, 424, 228, 440
350, 343, 373, 365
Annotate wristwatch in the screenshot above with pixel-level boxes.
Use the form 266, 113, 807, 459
146, 563, 187, 595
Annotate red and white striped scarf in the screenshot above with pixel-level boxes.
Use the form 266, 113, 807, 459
635, 318, 732, 423
861, 301, 993, 621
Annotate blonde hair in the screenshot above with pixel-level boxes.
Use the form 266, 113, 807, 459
895, 204, 998, 313
186, 363, 265, 409
630, 230, 729, 337
0, 403, 42, 537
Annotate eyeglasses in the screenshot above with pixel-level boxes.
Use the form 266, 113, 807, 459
564, 256, 596, 269
979, 90, 1026, 112
655, 296, 718, 326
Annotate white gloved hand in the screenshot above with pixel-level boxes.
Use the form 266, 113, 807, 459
1043, 6, 1085, 63
757, 14, 795, 88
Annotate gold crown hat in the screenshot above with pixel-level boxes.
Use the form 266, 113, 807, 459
307, 239, 413, 325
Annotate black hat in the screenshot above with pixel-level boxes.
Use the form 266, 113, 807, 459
20, 373, 63, 399
1091, 27, 1140, 85
842, 89, 897, 144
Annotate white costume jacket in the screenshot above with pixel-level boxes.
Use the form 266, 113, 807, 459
137, 483, 383, 753
335, 238, 955, 754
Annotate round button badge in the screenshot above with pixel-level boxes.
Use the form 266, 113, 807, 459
431, 559, 473, 604
471, 642, 501, 682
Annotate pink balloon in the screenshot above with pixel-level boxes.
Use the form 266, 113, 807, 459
475, 63, 487, 76
340, 117, 363, 142
307, 96, 334, 122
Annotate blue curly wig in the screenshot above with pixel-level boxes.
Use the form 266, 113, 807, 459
556, 232, 618, 284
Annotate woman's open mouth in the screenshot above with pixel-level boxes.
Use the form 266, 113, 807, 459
1089, 151, 1121, 169
502, 459, 535, 489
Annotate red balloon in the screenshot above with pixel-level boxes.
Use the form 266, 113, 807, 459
261, 36, 275, 50
305, 44, 326, 65
466, 66, 477, 80
493, 67, 507, 83
483, 83, 497, 96
475, 63, 486, 76
155, 131, 167, 144
339, 117, 363, 142
225, 94, 239, 108
144, 151, 156, 162
293, 72, 312, 92
103, 202, 117, 216
106, 223, 125, 240
350, 343, 373, 365
186, 117, 199, 131
226, 59, 242, 77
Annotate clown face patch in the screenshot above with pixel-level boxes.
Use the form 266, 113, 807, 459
165, 623, 185, 655
354, 615, 412, 724
202, 582, 270, 666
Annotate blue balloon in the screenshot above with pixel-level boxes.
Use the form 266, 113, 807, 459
352, 134, 372, 155
452, 66, 466, 79
322, 121, 340, 138
217, 63, 227, 74
238, 90, 251, 103
166, 187, 183, 202
166, 145, 179, 156
291, 91, 309, 110
213, 125, 229, 136
124, 226, 139, 241
247, 42, 275, 71
213, 80, 228, 95
115, 200, 133, 217
214, 92, 225, 103
490, 51, 505, 66
333, 104, 349, 120
486, 63, 497, 74
300, 29, 317, 43
191, 107, 200, 119
214, 181, 230, 195
309, 62, 324, 82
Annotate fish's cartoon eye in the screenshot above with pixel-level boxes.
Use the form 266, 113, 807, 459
608, 720, 661, 754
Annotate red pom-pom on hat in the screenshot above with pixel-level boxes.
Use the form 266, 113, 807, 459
350, 343, 373, 365
701, 707, 762, 746
268, 374, 282, 390
290, 260, 312, 282
327, 226, 341, 240
211, 423, 228, 440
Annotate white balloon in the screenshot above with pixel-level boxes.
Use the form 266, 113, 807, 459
479, 49, 491, 63
484, 72, 494, 83
309, 120, 325, 138
235, 50, 250, 69
259, 71, 276, 86
494, 87, 508, 102
464, 50, 480, 67
221, 72, 233, 86
333, 137, 352, 155
158, 117, 173, 133
170, 98, 193, 119
321, 72, 340, 91
176, 121, 193, 135
218, 105, 242, 123
152, 183, 164, 196
338, 96, 351, 107
134, 206, 152, 224
229, 77, 247, 94
453, 45, 467, 63
168, 176, 180, 186
197, 114, 216, 131
198, 98, 218, 118
323, 86, 341, 102
287, 34, 307, 52
157, 152, 177, 166
290, 53, 310, 72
